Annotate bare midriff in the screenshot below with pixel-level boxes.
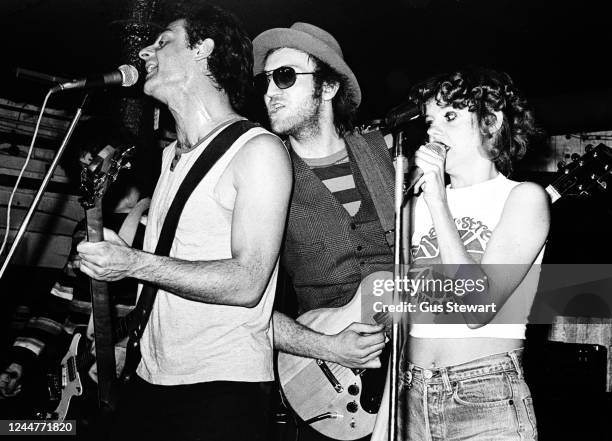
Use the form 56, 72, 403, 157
409, 337, 523, 368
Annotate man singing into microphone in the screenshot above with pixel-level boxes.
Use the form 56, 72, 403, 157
76, 4, 291, 440
253, 23, 393, 440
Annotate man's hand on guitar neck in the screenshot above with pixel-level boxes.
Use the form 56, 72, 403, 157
77, 228, 136, 282
0, 363, 24, 398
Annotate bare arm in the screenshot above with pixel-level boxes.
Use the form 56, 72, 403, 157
420, 172, 549, 327
273, 311, 386, 369
414, 147, 550, 326
78, 134, 292, 308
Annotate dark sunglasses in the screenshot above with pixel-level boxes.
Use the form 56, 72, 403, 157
254, 66, 315, 95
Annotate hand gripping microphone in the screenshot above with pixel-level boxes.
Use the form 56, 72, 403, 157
50, 65, 139, 93
405, 142, 449, 193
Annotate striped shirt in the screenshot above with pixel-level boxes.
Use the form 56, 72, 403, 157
304, 148, 362, 216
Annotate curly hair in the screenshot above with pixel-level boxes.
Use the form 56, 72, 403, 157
165, 2, 253, 111
409, 67, 540, 175
310, 55, 357, 136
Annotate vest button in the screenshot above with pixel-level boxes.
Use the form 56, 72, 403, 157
350, 223, 356, 230
356, 245, 363, 251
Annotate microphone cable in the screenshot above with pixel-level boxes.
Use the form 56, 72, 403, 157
0, 89, 54, 264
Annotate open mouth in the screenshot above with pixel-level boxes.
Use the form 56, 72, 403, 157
145, 63, 158, 79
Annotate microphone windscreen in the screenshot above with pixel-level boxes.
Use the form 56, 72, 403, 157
424, 142, 448, 158
118, 65, 139, 87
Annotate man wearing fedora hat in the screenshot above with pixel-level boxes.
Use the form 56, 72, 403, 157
253, 23, 394, 440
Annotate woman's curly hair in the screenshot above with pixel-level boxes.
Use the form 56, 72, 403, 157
410, 67, 540, 175
166, 2, 253, 111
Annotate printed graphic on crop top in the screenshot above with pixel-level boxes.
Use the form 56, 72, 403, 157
408, 216, 492, 306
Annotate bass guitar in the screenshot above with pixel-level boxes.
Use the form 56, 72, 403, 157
37, 144, 134, 421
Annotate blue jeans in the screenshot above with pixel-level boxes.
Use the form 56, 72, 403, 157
399, 349, 537, 441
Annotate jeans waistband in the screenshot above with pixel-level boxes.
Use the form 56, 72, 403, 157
401, 349, 524, 391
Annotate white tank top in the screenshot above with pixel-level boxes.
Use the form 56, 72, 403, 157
409, 174, 544, 339
137, 125, 278, 385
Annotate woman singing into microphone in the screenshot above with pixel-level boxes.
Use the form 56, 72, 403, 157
374, 67, 549, 440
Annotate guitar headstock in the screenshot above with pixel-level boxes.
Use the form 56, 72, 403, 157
547, 143, 612, 203
79, 145, 135, 209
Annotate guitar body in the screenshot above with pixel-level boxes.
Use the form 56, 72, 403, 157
277, 145, 612, 440
278, 273, 391, 440
40, 333, 85, 421
38, 328, 130, 422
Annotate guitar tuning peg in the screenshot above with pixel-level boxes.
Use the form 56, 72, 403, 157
585, 144, 593, 152
557, 161, 566, 170
571, 153, 581, 161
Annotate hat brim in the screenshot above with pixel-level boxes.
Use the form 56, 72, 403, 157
253, 28, 361, 107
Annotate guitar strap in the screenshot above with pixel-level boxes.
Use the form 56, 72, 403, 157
345, 131, 395, 248
120, 120, 259, 382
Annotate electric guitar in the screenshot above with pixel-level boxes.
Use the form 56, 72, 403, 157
40, 319, 132, 421
37, 145, 134, 421
277, 144, 612, 440
277, 272, 393, 441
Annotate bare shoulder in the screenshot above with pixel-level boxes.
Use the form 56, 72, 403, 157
230, 132, 292, 187
232, 132, 290, 171
501, 181, 550, 233
240, 132, 288, 158
506, 181, 550, 209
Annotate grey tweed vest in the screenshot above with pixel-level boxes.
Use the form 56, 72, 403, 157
281, 130, 395, 313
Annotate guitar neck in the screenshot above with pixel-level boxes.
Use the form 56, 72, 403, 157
85, 202, 118, 408
544, 144, 612, 204
86, 204, 104, 242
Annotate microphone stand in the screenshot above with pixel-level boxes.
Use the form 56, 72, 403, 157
0, 92, 89, 280
388, 129, 406, 441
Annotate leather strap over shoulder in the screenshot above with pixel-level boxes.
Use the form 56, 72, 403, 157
344, 130, 395, 248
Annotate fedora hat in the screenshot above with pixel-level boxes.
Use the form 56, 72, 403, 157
253, 22, 361, 107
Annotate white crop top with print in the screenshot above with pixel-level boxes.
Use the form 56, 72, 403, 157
409, 174, 545, 339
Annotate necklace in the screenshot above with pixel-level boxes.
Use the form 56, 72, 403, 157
170, 116, 243, 171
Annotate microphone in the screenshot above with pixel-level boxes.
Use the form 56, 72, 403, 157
15, 67, 70, 85
405, 142, 449, 193
385, 102, 421, 130
50, 65, 139, 93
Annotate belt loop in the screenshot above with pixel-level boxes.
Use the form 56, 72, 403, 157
401, 363, 414, 389
509, 350, 522, 379
440, 367, 452, 393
